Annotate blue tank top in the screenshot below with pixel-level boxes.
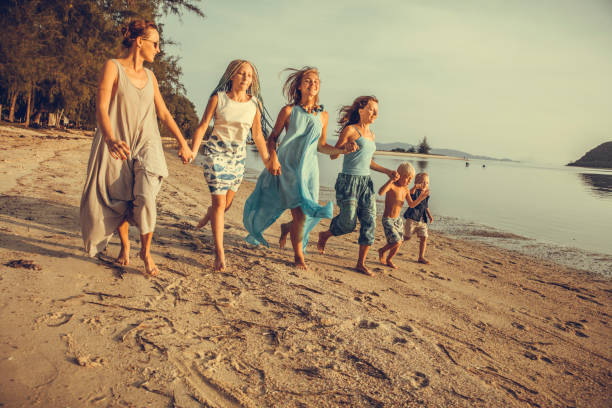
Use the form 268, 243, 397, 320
341, 126, 376, 176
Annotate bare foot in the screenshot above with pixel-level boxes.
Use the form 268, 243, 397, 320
317, 231, 330, 254
213, 256, 226, 272
418, 257, 430, 265
140, 251, 159, 277
378, 247, 387, 265
356, 263, 375, 276
116, 246, 130, 266
387, 259, 398, 269
294, 255, 307, 270
196, 214, 210, 229
279, 223, 291, 249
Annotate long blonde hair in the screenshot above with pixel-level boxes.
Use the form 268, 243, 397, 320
210, 59, 272, 136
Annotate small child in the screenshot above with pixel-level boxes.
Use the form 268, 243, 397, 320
378, 163, 429, 268
403, 172, 434, 264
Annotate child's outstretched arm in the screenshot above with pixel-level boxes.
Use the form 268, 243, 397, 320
251, 108, 281, 176
191, 94, 218, 156
317, 112, 358, 156
378, 173, 400, 195
406, 188, 430, 208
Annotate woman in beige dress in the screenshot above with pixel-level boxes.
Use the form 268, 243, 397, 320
80, 19, 192, 276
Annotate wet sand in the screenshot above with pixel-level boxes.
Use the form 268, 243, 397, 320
0, 124, 610, 407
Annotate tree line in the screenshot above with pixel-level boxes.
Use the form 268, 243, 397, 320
391, 137, 431, 154
0, 0, 202, 137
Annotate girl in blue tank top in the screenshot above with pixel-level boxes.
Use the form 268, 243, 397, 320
317, 96, 398, 276
243, 67, 357, 269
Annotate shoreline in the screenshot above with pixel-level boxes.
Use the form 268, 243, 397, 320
374, 150, 465, 161
0, 125, 610, 407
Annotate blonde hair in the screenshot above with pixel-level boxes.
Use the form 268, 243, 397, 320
397, 163, 415, 179
210, 59, 272, 135
282, 67, 320, 107
415, 172, 429, 183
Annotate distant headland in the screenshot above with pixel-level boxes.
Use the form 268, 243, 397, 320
567, 142, 612, 169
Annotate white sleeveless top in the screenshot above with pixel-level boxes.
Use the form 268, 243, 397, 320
206, 91, 258, 155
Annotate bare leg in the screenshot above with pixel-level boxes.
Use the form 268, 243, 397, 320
418, 237, 429, 264
378, 243, 394, 265
279, 222, 292, 249
196, 206, 212, 229
116, 219, 130, 266
386, 242, 402, 269
139, 232, 158, 276
317, 230, 333, 254
197, 190, 235, 229
210, 194, 228, 271
356, 244, 374, 276
289, 207, 307, 269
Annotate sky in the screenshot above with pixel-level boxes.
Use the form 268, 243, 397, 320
162, 0, 612, 164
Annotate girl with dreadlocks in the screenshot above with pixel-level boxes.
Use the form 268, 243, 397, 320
243, 67, 357, 269
316, 96, 398, 276
190, 59, 280, 271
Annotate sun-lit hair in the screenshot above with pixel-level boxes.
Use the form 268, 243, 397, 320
121, 19, 158, 49
210, 59, 273, 136
398, 163, 415, 179
281, 67, 320, 107
337, 95, 378, 134
415, 172, 429, 183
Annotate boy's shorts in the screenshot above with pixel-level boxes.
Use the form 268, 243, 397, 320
382, 216, 404, 244
404, 219, 428, 240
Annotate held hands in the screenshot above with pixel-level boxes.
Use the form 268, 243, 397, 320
105, 138, 130, 160
388, 171, 399, 181
343, 141, 359, 154
265, 154, 282, 176
178, 144, 195, 164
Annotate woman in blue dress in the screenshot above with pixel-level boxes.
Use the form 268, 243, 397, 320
243, 67, 357, 269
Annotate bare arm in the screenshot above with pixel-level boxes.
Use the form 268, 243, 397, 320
317, 112, 357, 156
251, 107, 281, 175
190, 94, 218, 155
370, 159, 396, 178
426, 208, 434, 223
267, 105, 292, 156
330, 126, 358, 160
378, 173, 400, 195
406, 188, 429, 208
151, 72, 191, 163
96, 60, 130, 160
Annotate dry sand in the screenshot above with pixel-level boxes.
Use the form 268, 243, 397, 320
0, 124, 610, 408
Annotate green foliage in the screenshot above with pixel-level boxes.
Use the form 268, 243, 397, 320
417, 136, 431, 154
0, 0, 203, 134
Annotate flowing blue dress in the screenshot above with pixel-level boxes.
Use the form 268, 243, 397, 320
243, 105, 333, 249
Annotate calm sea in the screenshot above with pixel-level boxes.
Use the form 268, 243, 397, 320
236, 147, 612, 276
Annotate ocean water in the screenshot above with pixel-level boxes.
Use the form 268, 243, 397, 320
240, 148, 612, 276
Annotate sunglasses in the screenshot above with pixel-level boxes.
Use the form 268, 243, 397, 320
143, 38, 160, 49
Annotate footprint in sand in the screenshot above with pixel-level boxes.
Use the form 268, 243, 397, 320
358, 319, 380, 329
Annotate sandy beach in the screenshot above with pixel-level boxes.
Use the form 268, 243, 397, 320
0, 124, 610, 408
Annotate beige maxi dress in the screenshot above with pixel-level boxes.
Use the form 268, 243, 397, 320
80, 59, 168, 256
